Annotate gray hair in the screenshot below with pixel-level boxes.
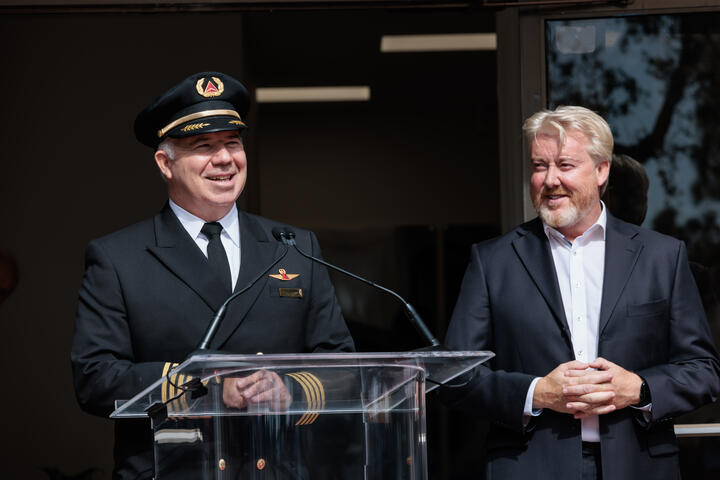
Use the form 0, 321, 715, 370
154, 137, 177, 182
522, 105, 614, 166
156, 137, 176, 160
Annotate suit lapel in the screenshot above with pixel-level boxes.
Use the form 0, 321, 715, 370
598, 215, 643, 336
512, 219, 572, 344
148, 204, 228, 312
213, 211, 281, 349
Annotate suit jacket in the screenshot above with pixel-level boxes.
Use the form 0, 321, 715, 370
71, 204, 354, 479
443, 214, 720, 480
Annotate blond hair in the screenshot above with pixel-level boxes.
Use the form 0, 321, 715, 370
522, 105, 614, 165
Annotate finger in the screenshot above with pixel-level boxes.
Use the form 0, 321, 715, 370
248, 386, 288, 404
562, 360, 590, 371
565, 401, 593, 412
231, 373, 261, 390
239, 382, 262, 399
244, 377, 277, 399
588, 357, 613, 370
574, 404, 616, 419
564, 368, 613, 380
563, 382, 614, 396
223, 389, 248, 409
566, 391, 615, 409
575, 391, 615, 404
564, 372, 614, 387
248, 388, 277, 403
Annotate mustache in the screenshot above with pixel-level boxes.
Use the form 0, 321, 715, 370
541, 188, 571, 197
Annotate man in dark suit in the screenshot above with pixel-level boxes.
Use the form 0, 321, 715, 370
71, 72, 355, 479
442, 106, 720, 479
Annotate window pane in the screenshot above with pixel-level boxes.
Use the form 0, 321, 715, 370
547, 13, 720, 478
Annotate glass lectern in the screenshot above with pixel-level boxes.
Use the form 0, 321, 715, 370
111, 351, 493, 479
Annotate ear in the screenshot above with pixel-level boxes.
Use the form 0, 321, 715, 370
595, 160, 610, 187
154, 149, 173, 180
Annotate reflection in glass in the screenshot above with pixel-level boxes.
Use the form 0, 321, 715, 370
546, 13, 720, 479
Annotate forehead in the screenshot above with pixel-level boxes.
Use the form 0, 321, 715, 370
531, 130, 590, 159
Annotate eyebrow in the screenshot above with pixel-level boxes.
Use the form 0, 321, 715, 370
185, 136, 211, 146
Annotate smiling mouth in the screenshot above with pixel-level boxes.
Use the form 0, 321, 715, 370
207, 174, 235, 182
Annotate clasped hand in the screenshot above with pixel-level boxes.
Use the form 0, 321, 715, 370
223, 370, 292, 411
532, 358, 642, 419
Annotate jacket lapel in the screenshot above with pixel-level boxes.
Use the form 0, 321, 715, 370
598, 215, 643, 336
148, 204, 228, 312
213, 211, 281, 349
512, 219, 572, 345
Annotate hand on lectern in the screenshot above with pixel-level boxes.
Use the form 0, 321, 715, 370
222, 370, 292, 411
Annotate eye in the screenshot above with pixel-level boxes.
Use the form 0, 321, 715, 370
532, 161, 547, 171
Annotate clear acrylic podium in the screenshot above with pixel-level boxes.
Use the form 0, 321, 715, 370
111, 351, 493, 479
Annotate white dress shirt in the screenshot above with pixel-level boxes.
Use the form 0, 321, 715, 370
524, 204, 607, 442
169, 200, 241, 290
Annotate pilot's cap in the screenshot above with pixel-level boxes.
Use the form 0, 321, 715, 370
134, 71, 250, 148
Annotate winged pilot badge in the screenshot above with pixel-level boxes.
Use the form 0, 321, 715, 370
269, 268, 300, 281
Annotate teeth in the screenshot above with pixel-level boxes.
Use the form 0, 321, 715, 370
209, 175, 232, 181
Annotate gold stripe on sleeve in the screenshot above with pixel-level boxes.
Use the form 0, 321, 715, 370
287, 372, 317, 426
304, 372, 326, 409
291, 372, 324, 425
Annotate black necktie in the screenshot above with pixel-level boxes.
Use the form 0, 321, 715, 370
201, 222, 232, 295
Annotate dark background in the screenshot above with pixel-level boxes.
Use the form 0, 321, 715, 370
0, 7, 499, 479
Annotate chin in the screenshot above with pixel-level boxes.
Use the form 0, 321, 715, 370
537, 205, 578, 229
208, 190, 242, 205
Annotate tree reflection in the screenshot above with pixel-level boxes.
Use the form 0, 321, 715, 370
547, 14, 720, 288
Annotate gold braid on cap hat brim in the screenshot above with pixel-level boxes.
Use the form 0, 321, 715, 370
157, 109, 244, 138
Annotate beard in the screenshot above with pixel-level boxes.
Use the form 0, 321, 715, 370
533, 186, 598, 231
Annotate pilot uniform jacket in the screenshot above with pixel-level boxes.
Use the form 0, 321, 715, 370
442, 214, 720, 480
71, 204, 355, 479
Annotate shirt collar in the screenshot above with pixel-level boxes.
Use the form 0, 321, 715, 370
542, 201, 607, 244
168, 200, 240, 248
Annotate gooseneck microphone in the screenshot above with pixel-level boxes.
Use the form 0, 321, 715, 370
195, 243, 289, 351
271, 227, 441, 348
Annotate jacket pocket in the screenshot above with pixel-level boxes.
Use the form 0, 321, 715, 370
646, 425, 679, 457
627, 299, 668, 317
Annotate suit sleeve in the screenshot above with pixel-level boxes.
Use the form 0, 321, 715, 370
440, 244, 535, 432
636, 241, 720, 423
301, 231, 355, 353
71, 240, 168, 417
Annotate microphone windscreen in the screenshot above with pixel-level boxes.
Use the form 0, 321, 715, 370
271, 227, 296, 241
271, 227, 287, 242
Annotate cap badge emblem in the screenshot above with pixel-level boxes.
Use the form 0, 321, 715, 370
269, 269, 299, 281
196, 76, 224, 98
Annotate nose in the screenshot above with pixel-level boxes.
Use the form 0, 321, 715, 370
211, 145, 233, 166
543, 165, 561, 188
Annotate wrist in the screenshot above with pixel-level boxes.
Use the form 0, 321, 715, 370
532, 377, 546, 410
634, 375, 651, 407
